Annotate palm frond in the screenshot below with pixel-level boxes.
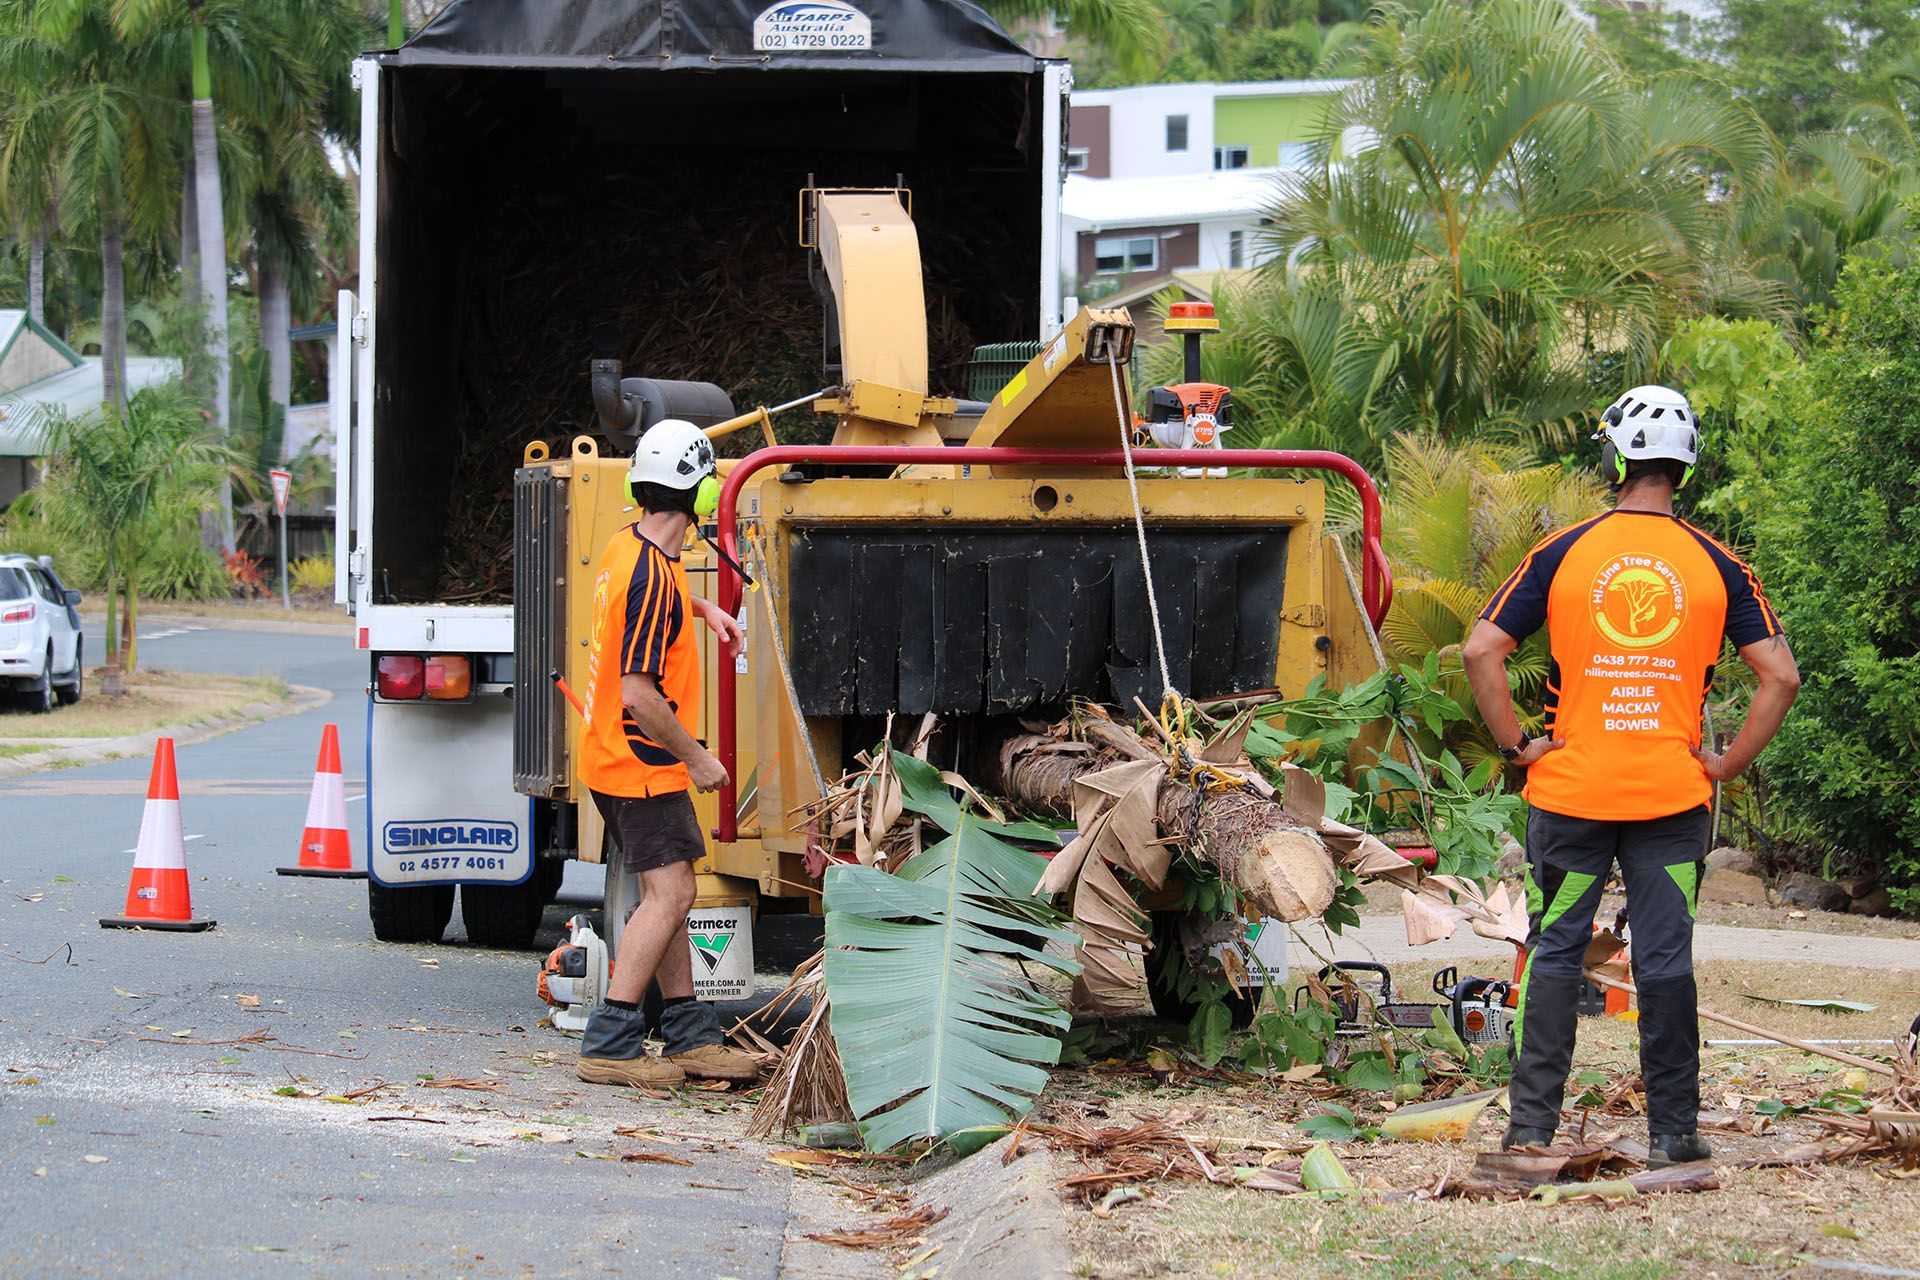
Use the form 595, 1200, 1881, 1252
823, 751, 1079, 1152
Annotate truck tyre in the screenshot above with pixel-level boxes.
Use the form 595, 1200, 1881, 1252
1145, 911, 1257, 1028
368, 880, 456, 943
459, 858, 564, 950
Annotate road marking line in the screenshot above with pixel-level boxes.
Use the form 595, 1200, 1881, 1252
123, 833, 203, 854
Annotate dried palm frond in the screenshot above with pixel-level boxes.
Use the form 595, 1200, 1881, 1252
744, 952, 851, 1139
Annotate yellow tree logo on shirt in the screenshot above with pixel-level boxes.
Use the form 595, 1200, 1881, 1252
1591, 557, 1685, 649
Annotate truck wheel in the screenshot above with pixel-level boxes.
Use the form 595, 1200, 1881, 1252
460, 859, 563, 950
1145, 911, 1257, 1028
368, 881, 456, 943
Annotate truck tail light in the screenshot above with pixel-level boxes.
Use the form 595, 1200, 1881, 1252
376, 654, 425, 700
424, 655, 471, 700
2, 604, 34, 623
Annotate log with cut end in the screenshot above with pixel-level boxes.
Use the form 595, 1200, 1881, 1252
989, 724, 1339, 922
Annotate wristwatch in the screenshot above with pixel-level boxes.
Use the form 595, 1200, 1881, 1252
1497, 732, 1533, 762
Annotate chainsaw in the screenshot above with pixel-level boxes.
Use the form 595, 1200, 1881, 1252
536, 913, 609, 1035
1301, 961, 1516, 1046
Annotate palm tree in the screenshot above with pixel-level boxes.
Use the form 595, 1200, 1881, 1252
108, 0, 317, 552
0, 2, 176, 416
1259, 0, 1783, 445
981, 0, 1169, 81
1378, 434, 1609, 768
30, 380, 228, 688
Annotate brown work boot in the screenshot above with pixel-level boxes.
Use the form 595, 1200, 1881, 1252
668, 1043, 763, 1082
578, 1002, 685, 1087
577, 1053, 686, 1088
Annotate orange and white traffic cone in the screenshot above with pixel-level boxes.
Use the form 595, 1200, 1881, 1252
278, 723, 365, 879
100, 737, 215, 932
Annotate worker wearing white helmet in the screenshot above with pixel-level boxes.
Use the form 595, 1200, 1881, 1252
1463, 384, 1801, 1168
575, 419, 757, 1088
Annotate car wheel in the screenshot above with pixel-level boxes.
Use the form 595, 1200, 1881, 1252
24, 648, 55, 715
1145, 910, 1257, 1028
460, 859, 564, 950
55, 640, 82, 706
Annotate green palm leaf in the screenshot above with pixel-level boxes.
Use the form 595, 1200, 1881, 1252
823, 751, 1080, 1152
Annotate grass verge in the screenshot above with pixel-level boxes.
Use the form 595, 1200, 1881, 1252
1051, 959, 1920, 1279
0, 669, 288, 739
77, 598, 350, 627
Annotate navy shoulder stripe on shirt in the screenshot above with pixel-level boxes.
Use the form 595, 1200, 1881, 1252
1480, 513, 1610, 643
1675, 519, 1782, 649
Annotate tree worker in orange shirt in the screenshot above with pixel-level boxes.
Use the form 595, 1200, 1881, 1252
574, 420, 760, 1088
1463, 385, 1801, 1167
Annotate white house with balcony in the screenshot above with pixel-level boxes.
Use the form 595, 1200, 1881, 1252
1063, 79, 1354, 300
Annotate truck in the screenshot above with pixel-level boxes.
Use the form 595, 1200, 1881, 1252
340, 0, 1391, 1001
339, 0, 1071, 949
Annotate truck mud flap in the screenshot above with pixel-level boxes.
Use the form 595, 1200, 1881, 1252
786, 526, 1290, 716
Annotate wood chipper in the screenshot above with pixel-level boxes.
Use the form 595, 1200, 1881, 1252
512, 179, 1392, 1008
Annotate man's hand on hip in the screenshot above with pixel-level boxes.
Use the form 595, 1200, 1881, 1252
1690, 745, 1739, 782
1514, 736, 1566, 767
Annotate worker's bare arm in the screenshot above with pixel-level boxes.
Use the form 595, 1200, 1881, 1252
1462, 619, 1563, 766
1692, 635, 1801, 783
691, 596, 743, 651
621, 672, 729, 791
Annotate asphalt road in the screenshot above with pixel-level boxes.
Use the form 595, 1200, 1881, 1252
0, 619, 814, 1278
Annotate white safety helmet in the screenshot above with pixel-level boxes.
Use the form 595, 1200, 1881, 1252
1597, 384, 1699, 489
627, 418, 719, 517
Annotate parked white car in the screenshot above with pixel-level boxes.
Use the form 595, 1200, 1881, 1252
0, 553, 83, 713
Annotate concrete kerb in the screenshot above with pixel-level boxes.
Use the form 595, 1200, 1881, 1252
908, 1134, 1075, 1280
0, 683, 332, 778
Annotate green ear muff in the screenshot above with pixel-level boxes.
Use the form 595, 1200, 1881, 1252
1677, 463, 1694, 492
693, 474, 721, 520
1601, 440, 1626, 485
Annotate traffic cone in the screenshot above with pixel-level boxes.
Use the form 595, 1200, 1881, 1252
100, 738, 215, 932
278, 723, 365, 879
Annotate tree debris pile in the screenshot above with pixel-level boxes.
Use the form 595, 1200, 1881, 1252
383, 143, 1031, 602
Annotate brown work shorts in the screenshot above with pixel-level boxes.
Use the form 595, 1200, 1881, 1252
592, 789, 705, 873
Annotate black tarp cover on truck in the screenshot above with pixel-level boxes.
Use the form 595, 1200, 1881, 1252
379, 0, 1039, 72
364, 0, 1057, 602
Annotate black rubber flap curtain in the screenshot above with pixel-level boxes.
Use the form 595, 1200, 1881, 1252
381, 0, 1042, 72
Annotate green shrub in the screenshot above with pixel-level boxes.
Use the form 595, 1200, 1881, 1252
289, 553, 335, 596
1751, 250, 1920, 910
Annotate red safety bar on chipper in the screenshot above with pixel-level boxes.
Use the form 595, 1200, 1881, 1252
711, 445, 1392, 844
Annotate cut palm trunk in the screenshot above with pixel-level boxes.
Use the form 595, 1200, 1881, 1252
995, 710, 1526, 1011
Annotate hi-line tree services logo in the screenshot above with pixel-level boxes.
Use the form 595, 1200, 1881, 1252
1590, 554, 1686, 650
753, 1, 872, 50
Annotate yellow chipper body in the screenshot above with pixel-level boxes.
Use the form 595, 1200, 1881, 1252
512, 187, 1388, 973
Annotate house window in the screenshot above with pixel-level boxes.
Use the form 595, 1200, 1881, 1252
1166, 114, 1189, 152
1213, 144, 1249, 171
1093, 235, 1159, 274
1228, 230, 1244, 269
1277, 142, 1313, 168
1066, 147, 1090, 173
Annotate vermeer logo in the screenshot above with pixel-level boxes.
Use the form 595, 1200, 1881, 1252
753, 1, 872, 50
689, 932, 733, 972
1590, 555, 1685, 649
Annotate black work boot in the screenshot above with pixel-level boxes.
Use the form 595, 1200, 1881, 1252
1507, 971, 1587, 1137
1647, 1132, 1713, 1167
1501, 1125, 1557, 1150
1635, 973, 1703, 1141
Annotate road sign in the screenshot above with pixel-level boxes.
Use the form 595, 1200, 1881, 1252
269, 469, 293, 517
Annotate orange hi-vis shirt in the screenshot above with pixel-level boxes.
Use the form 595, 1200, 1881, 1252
579, 525, 701, 798
1481, 510, 1782, 821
